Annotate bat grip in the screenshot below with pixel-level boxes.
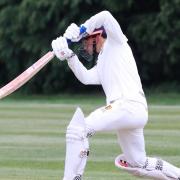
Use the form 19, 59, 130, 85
66, 25, 87, 45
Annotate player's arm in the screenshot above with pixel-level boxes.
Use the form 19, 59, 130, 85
82, 10, 128, 44
51, 36, 100, 85
67, 56, 100, 85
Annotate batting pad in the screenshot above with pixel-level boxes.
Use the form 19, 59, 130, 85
115, 154, 171, 180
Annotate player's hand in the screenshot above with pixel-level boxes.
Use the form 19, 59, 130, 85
51, 36, 75, 61
63, 23, 81, 42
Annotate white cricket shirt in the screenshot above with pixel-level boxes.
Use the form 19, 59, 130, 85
68, 11, 147, 106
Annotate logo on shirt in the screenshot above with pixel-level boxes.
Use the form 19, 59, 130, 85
105, 105, 112, 110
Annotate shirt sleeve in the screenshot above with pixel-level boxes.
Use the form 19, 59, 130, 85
83, 11, 128, 44
67, 55, 101, 85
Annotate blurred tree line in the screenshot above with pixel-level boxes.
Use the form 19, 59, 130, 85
0, 0, 179, 94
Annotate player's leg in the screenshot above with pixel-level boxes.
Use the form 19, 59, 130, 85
116, 129, 180, 180
63, 107, 89, 180
85, 100, 148, 132
115, 155, 180, 180
63, 100, 147, 180
117, 128, 146, 167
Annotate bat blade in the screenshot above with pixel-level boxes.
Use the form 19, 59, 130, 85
0, 51, 54, 100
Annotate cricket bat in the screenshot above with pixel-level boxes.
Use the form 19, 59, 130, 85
0, 51, 54, 99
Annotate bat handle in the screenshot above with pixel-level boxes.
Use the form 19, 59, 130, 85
66, 25, 87, 45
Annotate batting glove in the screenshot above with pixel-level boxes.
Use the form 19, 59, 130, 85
51, 36, 75, 61
63, 23, 81, 42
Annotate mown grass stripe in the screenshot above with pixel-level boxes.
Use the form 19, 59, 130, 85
0, 98, 180, 179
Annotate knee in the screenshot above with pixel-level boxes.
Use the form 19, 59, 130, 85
66, 124, 86, 142
66, 124, 96, 143
66, 107, 86, 141
115, 154, 145, 170
66, 107, 96, 143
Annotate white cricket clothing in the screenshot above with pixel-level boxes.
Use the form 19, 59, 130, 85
85, 99, 148, 166
68, 10, 147, 106
64, 11, 180, 179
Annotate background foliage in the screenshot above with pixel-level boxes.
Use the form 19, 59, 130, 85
0, 0, 179, 94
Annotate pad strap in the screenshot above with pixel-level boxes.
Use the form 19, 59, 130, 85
73, 175, 82, 180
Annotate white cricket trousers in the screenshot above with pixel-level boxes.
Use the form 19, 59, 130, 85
85, 99, 148, 167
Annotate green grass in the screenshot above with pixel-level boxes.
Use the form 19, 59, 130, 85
0, 93, 180, 179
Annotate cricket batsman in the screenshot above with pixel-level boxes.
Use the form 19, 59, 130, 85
51, 11, 180, 180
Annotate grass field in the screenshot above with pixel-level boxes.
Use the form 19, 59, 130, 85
0, 93, 180, 180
